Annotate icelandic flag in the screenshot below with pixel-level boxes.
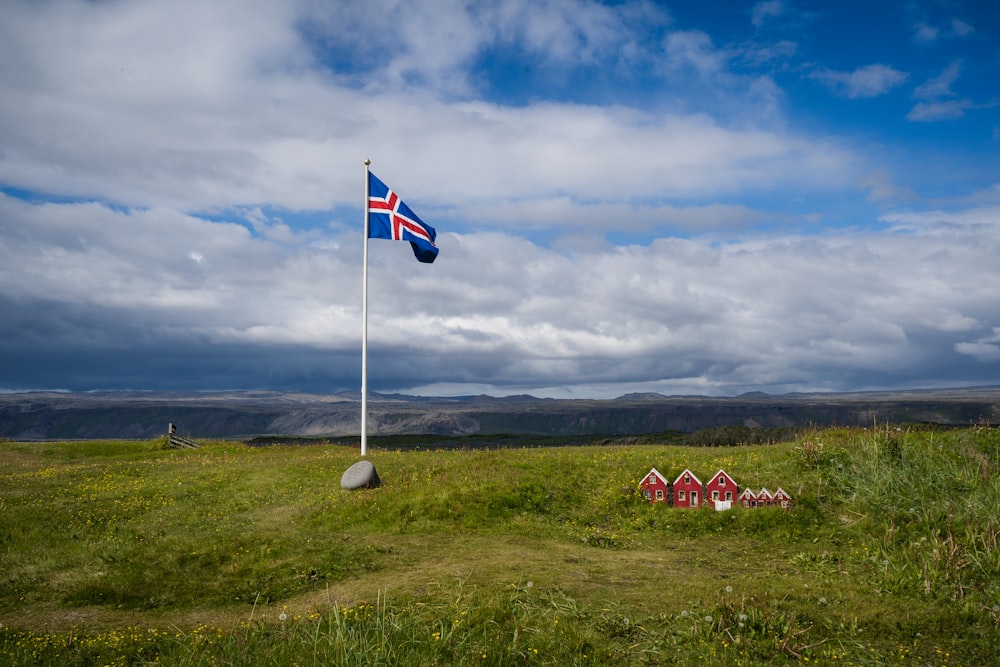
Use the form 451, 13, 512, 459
367, 172, 438, 263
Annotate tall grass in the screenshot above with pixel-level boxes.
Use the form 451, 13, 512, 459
813, 426, 1000, 610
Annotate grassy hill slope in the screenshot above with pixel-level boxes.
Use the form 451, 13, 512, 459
1, 426, 998, 665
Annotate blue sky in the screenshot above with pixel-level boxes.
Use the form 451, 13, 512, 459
1, 0, 999, 398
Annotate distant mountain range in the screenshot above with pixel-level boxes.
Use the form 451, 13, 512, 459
2, 387, 999, 440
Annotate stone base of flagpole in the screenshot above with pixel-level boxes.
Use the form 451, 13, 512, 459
340, 460, 381, 490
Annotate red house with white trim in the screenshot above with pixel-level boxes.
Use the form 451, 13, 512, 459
672, 468, 704, 508
706, 469, 739, 510
738, 487, 758, 508
639, 467, 670, 504
757, 488, 774, 507
772, 487, 792, 509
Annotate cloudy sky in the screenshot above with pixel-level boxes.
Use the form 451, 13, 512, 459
1, 0, 999, 398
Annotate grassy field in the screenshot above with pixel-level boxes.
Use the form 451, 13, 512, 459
1, 426, 998, 665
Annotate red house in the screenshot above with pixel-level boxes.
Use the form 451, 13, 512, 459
757, 488, 774, 507
772, 487, 792, 509
706, 469, 738, 510
738, 487, 757, 508
639, 467, 670, 504
672, 468, 704, 508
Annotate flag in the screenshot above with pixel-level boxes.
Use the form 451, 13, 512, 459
367, 172, 438, 263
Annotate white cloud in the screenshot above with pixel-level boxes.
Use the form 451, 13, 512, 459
301, 0, 669, 93
912, 16, 975, 43
861, 171, 917, 204
738, 39, 798, 66
488, 0, 645, 65
955, 329, 1000, 362
906, 99, 974, 122
913, 60, 961, 100
751, 0, 788, 29
663, 30, 727, 78
395, 100, 854, 205
880, 205, 1000, 234
450, 197, 771, 235
811, 64, 908, 99
913, 22, 939, 44
951, 18, 974, 37
954, 342, 1000, 362
656, 29, 789, 124
0, 0, 996, 396
907, 61, 980, 122
0, 0, 848, 219
3, 194, 1000, 395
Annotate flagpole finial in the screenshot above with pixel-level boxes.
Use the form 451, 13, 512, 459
364, 158, 370, 166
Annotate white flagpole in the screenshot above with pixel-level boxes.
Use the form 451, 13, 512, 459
361, 158, 371, 457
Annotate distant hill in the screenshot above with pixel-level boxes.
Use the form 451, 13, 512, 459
614, 392, 669, 400
2, 387, 999, 440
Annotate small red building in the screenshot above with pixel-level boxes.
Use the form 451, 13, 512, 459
772, 487, 792, 509
757, 487, 774, 507
738, 487, 758, 508
639, 467, 670, 504
706, 469, 739, 510
672, 468, 704, 508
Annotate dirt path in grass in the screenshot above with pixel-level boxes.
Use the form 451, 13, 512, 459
5, 533, 836, 632
282, 532, 821, 617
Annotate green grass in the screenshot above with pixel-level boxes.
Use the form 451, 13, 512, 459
1, 427, 998, 665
